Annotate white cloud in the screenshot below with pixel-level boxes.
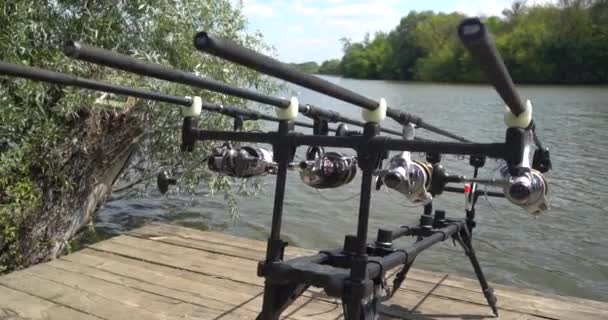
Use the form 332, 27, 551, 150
292, 0, 320, 15
316, 1, 401, 42
242, 0, 276, 17
451, 0, 510, 17
287, 25, 305, 33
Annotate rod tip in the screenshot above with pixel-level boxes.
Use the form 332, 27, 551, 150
193, 31, 211, 50
458, 17, 485, 42
63, 40, 81, 58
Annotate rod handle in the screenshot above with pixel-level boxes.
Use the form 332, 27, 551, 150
458, 18, 526, 116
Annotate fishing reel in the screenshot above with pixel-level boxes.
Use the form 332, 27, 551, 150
458, 165, 549, 216
376, 124, 433, 205
377, 152, 433, 205
499, 167, 548, 216
208, 143, 275, 178
298, 146, 357, 189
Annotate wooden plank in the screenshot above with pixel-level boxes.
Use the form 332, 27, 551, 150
53, 252, 344, 320
90, 235, 264, 285
87, 235, 543, 319
0, 265, 231, 320
129, 223, 312, 259
61, 249, 540, 320
390, 275, 608, 320
0, 284, 102, 320
1, 223, 606, 320
128, 224, 608, 319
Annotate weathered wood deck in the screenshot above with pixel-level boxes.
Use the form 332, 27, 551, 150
0, 223, 606, 320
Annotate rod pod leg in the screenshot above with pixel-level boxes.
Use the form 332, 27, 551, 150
342, 282, 381, 320
257, 282, 309, 320
258, 120, 299, 319
389, 259, 415, 298
454, 226, 499, 316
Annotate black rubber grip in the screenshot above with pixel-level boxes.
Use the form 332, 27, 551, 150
458, 18, 526, 116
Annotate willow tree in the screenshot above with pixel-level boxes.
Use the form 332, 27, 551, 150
0, 0, 275, 272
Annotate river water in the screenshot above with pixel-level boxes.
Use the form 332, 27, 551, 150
96, 77, 608, 302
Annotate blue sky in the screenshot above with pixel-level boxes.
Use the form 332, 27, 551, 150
237, 0, 519, 63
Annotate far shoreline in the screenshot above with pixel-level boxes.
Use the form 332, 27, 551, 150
312, 74, 608, 87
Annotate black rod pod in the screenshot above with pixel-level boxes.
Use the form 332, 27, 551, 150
193, 32, 472, 143
62, 42, 406, 139
458, 18, 526, 116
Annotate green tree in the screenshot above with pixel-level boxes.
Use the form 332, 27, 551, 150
289, 61, 320, 73
318, 59, 342, 75
385, 11, 435, 79
341, 42, 371, 78
0, 0, 274, 272
330, 3, 608, 84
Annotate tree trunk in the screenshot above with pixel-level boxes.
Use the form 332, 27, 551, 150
15, 103, 142, 267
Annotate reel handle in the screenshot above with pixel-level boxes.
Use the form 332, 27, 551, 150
157, 170, 177, 194
458, 18, 526, 116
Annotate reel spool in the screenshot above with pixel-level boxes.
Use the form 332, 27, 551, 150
501, 167, 549, 216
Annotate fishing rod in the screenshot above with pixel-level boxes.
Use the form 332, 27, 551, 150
62, 41, 414, 139
0, 62, 329, 132
458, 18, 551, 172
193, 32, 472, 143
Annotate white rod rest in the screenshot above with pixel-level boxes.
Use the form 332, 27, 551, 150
504, 99, 532, 128
276, 96, 299, 120
362, 98, 387, 123
183, 96, 202, 117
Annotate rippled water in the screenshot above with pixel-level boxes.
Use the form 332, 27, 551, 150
97, 77, 608, 302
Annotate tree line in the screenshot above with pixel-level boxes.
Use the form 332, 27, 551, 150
296, 1, 608, 84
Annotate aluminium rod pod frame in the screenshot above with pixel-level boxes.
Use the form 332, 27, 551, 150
179, 115, 529, 319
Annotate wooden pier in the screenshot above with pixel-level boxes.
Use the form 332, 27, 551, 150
0, 223, 606, 319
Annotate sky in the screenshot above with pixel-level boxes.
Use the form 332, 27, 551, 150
237, 0, 518, 63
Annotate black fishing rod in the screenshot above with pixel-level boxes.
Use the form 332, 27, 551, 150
193, 32, 472, 143
458, 18, 551, 172
458, 18, 524, 116
0, 62, 327, 131
62, 41, 409, 138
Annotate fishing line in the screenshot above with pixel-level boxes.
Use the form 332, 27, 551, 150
383, 185, 425, 208
314, 188, 360, 202
483, 160, 507, 220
